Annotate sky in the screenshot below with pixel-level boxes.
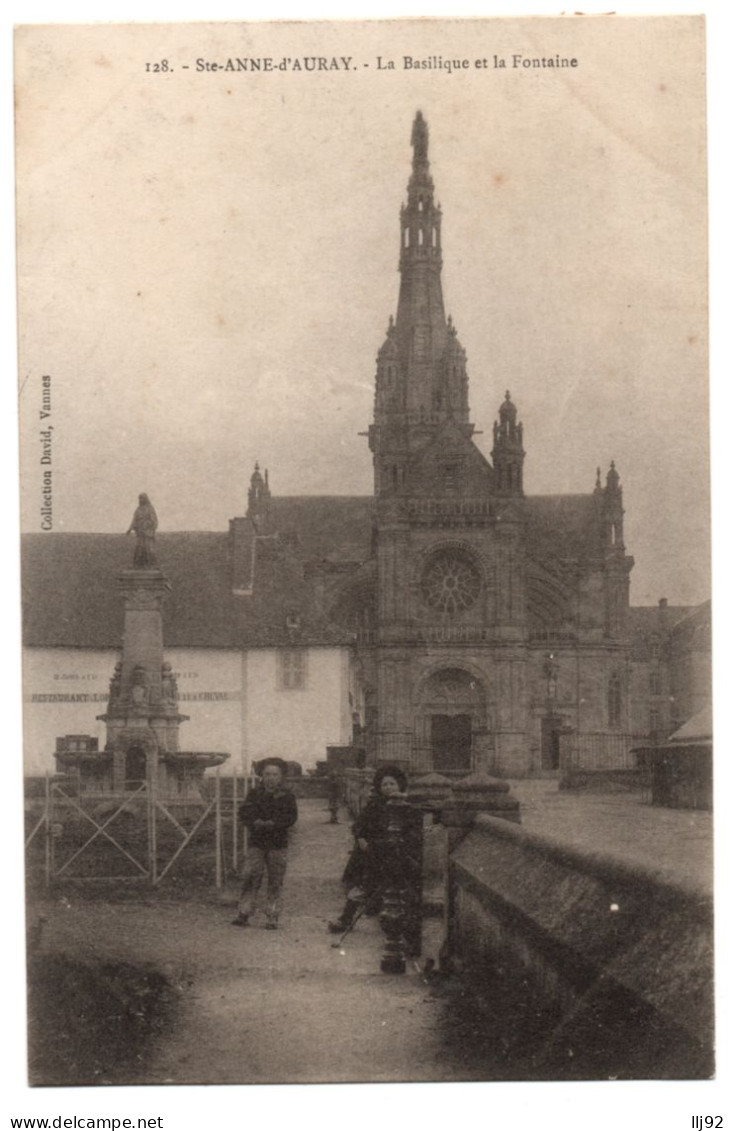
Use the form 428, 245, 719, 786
16, 17, 709, 605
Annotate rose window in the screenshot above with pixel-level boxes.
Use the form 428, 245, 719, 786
421, 551, 481, 615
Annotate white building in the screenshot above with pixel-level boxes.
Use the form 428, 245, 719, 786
22, 477, 371, 776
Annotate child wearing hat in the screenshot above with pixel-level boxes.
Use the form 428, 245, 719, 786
232, 758, 298, 930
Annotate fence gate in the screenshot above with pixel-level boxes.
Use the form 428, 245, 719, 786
26, 774, 224, 888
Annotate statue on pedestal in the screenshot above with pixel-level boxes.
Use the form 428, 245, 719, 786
108, 661, 122, 703
126, 493, 158, 568
161, 662, 179, 705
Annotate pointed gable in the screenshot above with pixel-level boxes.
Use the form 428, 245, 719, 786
407, 422, 494, 497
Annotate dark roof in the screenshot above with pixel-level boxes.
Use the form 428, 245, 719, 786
22, 533, 236, 649
22, 530, 353, 650
523, 495, 601, 563
627, 605, 694, 636
665, 703, 712, 745
670, 600, 712, 651
270, 497, 373, 562
26, 491, 692, 651
230, 535, 353, 648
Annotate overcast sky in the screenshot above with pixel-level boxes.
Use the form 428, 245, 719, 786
16, 17, 708, 605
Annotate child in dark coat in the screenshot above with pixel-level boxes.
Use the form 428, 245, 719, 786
328, 764, 407, 934
232, 759, 298, 930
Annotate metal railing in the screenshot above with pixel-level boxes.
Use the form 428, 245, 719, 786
563, 732, 636, 772
24, 770, 252, 888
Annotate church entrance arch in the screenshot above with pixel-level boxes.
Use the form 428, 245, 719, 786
415, 667, 488, 773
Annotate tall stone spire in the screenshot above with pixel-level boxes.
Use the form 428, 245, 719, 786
394, 109, 446, 381
370, 112, 472, 493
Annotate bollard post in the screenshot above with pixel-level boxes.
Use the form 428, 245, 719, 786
379, 795, 408, 974
378, 795, 423, 973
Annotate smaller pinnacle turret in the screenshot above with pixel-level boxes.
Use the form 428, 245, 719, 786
602, 461, 624, 549
492, 391, 525, 495
248, 461, 272, 531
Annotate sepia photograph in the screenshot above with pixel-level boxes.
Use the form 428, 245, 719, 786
14, 14, 713, 1096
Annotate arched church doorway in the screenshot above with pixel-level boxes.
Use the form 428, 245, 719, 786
540, 717, 561, 771
416, 668, 487, 773
431, 713, 472, 771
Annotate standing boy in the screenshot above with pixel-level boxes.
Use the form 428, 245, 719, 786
231, 759, 298, 930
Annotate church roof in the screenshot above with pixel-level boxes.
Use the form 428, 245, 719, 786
23, 492, 691, 651
230, 534, 353, 648
627, 605, 694, 634
669, 599, 712, 651
270, 496, 373, 562
523, 495, 600, 562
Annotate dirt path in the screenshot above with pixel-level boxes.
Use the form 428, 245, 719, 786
30, 799, 479, 1085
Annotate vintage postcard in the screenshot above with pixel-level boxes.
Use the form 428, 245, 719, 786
15, 14, 712, 1101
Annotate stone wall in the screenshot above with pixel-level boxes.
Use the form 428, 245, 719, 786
448, 814, 713, 1079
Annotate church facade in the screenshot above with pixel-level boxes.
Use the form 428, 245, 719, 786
330, 112, 635, 777
21, 112, 709, 781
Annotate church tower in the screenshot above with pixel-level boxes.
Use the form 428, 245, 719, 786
358, 111, 634, 780
365, 111, 525, 776
369, 111, 473, 497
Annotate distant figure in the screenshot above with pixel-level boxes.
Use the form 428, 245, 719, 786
327, 771, 340, 824
126, 493, 158, 568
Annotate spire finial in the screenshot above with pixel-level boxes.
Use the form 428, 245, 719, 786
411, 111, 428, 165
606, 460, 620, 491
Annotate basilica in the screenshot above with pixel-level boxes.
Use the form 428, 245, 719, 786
21, 112, 710, 779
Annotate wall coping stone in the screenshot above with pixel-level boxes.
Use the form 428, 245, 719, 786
470, 812, 711, 913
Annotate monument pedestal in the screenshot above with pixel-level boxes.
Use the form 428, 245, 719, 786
55, 563, 227, 798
